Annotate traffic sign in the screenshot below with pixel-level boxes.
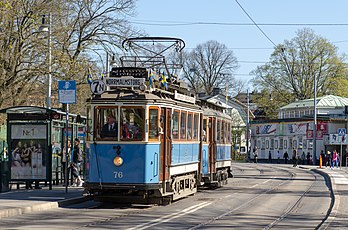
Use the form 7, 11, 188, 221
338, 128, 346, 137
90, 80, 106, 95
58, 80, 76, 104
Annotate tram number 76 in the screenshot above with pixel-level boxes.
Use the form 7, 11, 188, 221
113, 171, 123, 179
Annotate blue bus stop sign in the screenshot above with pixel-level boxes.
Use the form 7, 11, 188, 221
58, 80, 76, 104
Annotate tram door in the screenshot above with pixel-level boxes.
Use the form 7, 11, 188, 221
209, 117, 216, 173
159, 108, 172, 181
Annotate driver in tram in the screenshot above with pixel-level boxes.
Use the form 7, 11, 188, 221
101, 114, 117, 138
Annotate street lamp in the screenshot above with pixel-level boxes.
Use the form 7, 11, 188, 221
39, 14, 52, 109
246, 89, 250, 162
313, 74, 317, 165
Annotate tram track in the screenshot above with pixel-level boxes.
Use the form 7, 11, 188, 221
62, 164, 331, 230
189, 164, 329, 230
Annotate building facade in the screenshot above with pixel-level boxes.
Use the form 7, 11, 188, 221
250, 95, 348, 164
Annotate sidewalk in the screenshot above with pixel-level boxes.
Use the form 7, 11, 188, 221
301, 165, 348, 229
0, 184, 88, 219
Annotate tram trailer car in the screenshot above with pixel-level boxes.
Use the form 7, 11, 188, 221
200, 103, 233, 188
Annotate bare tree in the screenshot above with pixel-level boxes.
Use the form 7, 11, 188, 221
0, 0, 140, 117
181, 40, 239, 96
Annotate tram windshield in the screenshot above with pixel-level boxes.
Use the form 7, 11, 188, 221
95, 106, 145, 141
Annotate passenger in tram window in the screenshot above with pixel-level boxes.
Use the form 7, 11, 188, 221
122, 119, 131, 139
101, 114, 117, 138
202, 130, 206, 142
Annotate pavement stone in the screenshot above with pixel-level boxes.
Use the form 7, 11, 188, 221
0, 184, 88, 219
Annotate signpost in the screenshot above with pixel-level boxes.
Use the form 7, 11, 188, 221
58, 80, 76, 193
338, 128, 346, 170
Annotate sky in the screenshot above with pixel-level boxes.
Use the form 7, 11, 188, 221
131, 0, 348, 88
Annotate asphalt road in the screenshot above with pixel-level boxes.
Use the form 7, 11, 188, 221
0, 163, 331, 229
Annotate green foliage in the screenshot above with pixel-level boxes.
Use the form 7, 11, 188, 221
251, 28, 348, 119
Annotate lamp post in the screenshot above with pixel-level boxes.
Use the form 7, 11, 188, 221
246, 89, 250, 162
39, 13, 52, 109
313, 74, 317, 165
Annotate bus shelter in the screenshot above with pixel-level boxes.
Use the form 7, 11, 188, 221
0, 106, 86, 191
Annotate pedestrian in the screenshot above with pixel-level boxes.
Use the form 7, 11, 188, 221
326, 151, 332, 168
292, 148, 298, 167
306, 152, 311, 165
301, 152, 306, 165
320, 150, 326, 167
331, 150, 339, 169
268, 151, 272, 163
62, 140, 71, 186
253, 147, 258, 164
283, 151, 289, 164
277, 150, 280, 164
71, 138, 84, 186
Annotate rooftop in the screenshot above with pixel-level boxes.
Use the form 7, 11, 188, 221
280, 95, 348, 110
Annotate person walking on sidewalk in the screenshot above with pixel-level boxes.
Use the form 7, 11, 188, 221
268, 151, 272, 163
292, 148, 298, 167
277, 150, 280, 164
283, 151, 289, 164
326, 151, 332, 168
332, 150, 339, 169
61, 140, 71, 185
71, 138, 84, 186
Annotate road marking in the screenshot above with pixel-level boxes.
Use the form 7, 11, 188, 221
127, 201, 212, 230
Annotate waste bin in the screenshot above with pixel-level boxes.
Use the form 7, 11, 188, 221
0, 146, 10, 192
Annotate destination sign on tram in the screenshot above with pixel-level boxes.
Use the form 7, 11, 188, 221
110, 67, 147, 78
106, 77, 145, 87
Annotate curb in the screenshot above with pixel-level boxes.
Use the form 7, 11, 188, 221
310, 168, 339, 230
0, 196, 90, 219
298, 166, 338, 229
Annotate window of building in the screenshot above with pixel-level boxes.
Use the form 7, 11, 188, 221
270, 139, 274, 149
266, 140, 269, 149
279, 138, 283, 150
284, 140, 287, 149
275, 140, 278, 149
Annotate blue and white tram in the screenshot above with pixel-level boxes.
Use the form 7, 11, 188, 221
200, 101, 233, 187
84, 82, 202, 203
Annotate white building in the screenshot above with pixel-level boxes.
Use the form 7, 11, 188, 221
250, 95, 348, 163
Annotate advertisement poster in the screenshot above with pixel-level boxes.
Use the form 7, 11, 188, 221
10, 124, 47, 180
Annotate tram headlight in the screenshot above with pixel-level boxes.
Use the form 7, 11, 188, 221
113, 156, 123, 166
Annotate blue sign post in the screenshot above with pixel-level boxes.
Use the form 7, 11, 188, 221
338, 128, 346, 170
58, 80, 76, 104
58, 80, 76, 193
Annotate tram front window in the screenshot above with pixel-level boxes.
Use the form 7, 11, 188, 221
96, 107, 118, 139
121, 107, 144, 141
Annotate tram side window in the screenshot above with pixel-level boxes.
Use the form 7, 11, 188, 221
187, 113, 193, 140
221, 121, 226, 143
87, 105, 92, 141
193, 114, 199, 140
121, 107, 145, 141
97, 107, 118, 139
227, 123, 231, 143
149, 109, 159, 140
172, 111, 179, 140
180, 111, 187, 140
217, 120, 221, 143
202, 118, 207, 142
